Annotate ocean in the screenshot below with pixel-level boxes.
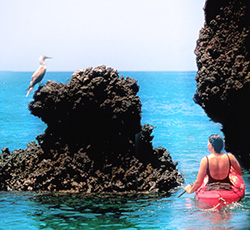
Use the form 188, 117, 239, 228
0, 71, 249, 229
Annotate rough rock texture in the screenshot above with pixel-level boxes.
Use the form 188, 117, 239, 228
0, 66, 183, 193
194, 0, 250, 167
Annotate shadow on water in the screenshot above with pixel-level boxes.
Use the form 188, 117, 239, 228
30, 193, 170, 230
24, 186, 250, 230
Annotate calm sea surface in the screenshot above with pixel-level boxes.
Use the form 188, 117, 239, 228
0, 71, 249, 229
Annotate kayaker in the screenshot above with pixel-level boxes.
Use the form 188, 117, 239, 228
185, 134, 242, 194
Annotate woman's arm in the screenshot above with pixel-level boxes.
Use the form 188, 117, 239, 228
229, 153, 242, 175
185, 157, 207, 194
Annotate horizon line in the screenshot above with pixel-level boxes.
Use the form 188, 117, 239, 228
0, 69, 198, 73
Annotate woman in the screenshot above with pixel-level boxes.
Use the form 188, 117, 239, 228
185, 134, 242, 194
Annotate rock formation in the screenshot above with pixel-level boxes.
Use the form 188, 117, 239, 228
194, 0, 250, 167
0, 66, 183, 192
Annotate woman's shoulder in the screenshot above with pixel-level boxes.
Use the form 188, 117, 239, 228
200, 155, 208, 164
201, 155, 209, 160
226, 153, 236, 160
205, 154, 213, 159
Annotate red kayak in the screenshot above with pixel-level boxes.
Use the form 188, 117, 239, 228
195, 169, 245, 210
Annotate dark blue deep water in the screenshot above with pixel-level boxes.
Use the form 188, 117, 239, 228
0, 71, 249, 229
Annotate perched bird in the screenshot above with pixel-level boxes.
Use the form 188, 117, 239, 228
26, 55, 52, 97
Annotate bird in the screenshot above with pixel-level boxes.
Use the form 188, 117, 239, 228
26, 55, 52, 97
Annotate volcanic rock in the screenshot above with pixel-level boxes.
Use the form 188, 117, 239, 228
194, 0, 250, 167
0, 66, 183, 192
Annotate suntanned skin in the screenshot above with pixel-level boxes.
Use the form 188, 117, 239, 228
185, 141, 242, 194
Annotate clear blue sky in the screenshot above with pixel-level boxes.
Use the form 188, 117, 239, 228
0, 0, 205, 71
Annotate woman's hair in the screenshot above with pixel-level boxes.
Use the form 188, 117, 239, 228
208, 134, 224, 153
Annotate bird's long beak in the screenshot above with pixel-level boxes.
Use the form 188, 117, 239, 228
45, 56, 52, 59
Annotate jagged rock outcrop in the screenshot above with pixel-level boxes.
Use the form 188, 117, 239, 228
0, 66, 183, 192
194, 0, 250, 167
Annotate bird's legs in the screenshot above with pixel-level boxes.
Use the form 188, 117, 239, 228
26, 87, 34, 97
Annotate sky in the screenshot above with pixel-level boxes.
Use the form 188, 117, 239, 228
0, 0, 205, 72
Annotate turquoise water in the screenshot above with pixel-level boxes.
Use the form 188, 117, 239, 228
0, 71, 249, 229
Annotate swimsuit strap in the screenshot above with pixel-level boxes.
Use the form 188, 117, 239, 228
206, 156, 210, 176
226, 154, 231, 175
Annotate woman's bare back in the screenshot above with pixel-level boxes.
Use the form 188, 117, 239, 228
207, 153, 230, 180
